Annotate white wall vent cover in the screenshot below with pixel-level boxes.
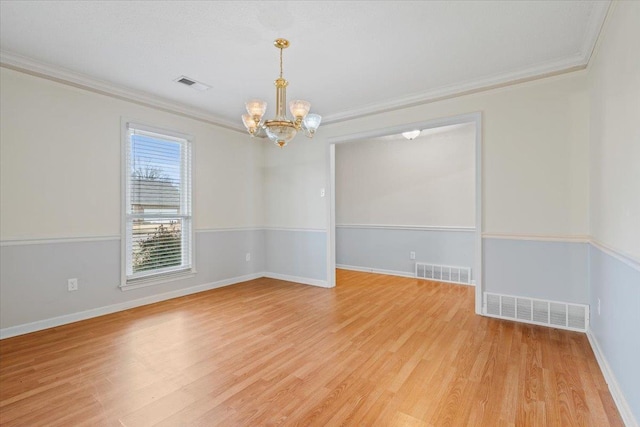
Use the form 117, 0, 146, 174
415, 262, 471, 285
484, 292, 589, 332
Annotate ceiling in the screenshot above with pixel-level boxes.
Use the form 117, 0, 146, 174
0, 1, 610, 131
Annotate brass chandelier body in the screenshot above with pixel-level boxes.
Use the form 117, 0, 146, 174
242, 39, 321, 148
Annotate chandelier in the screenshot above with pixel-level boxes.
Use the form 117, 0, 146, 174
242, 38, 321, 148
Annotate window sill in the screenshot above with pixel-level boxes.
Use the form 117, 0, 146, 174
120, 269, 197, 291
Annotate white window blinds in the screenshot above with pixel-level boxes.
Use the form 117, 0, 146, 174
124, 123, 192, 284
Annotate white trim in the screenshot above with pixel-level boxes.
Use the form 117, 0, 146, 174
263, 227, 327, 233
327, 144, 337, 288
322, 0, 609, 127
581, 1, 613, 61
1, 1, 609, 133
0, 227, 328, 246
120, 270, 197, 291
0, 52, 243, 132
196, 227, 264, 233
121, 119, 195, 288
262, 272, 329, 288
480, 234, 640, 270
474, 113, 483, 314
328, 113, 481, 144
323, 59, 586, 125
337, 264, 415, 279
584, 1, 615, 71
590, 239, 640, 272
120, 117, 128, 289
0, 0, 607, 132
337, 224, 475, 232
587, 328, 639, 427
482, 233, 590, 243
0, 273, 264, 340
0, 235, 120, 246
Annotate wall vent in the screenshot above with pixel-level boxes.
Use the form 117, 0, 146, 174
415, 262, 471, 285
177, 77, 196, 86
174, 75, 211, 91
484, 292, 589, 332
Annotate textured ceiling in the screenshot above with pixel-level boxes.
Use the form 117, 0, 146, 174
0, 1, 610, 129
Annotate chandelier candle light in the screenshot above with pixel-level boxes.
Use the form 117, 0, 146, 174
242, 38, 321, 148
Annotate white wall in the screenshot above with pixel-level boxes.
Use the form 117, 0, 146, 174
262, 136, 327, 230
320, 73, 589, 237
260, 71, 591, 295
0, 67, 267, 333
0, 67, 264, 241
1, 51, 593, 328
261, 71, 591, 303
2, 8, 637, 420
588, 2, 640, 261
587, 2, 640, 425
336, 123, 475, 227
260, 135, 329, 281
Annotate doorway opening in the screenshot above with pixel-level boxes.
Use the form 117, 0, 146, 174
327, 113, 483, 314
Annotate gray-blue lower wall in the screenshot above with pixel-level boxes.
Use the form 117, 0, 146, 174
264, 229, 327, 282
336, 229, 590, 305
1, 227, 638, 423
483, 238, 589, 304
588, 245, 640, 423
0, 228, 329, 334
336, 227, 475, 277
0, 229, 266, 332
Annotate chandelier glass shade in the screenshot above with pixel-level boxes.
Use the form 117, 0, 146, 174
242, 39, 321, 147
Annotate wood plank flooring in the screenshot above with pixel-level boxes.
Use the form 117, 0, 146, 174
0, 269, 623, 426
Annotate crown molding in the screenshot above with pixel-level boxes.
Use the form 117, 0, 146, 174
322, 56, 586, 124
0, 50, 245, 133
2, 1, 610, 129
323, 2, 611, 125
580, 0, 613, 66
3, 50, 585, 129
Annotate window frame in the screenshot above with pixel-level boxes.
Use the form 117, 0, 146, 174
120, 120, 195, 290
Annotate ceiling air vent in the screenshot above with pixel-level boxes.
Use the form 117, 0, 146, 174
174, 76, 211, 92
177, 77, 195, 86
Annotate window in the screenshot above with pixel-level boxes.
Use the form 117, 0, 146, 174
122, 122, 193, 288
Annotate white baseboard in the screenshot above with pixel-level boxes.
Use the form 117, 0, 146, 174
336, 264, 415, 279
586, 328, 639, 427
0, 273, 263, 340
262, 272, 330, 288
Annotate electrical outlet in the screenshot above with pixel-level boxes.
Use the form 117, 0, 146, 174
246, 252, 251, 262
598, 298, 601, 315
410, 251, 416, 260
68, 278, 78, 292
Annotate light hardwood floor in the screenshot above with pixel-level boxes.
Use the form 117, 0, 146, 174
0, 269, 623, 426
